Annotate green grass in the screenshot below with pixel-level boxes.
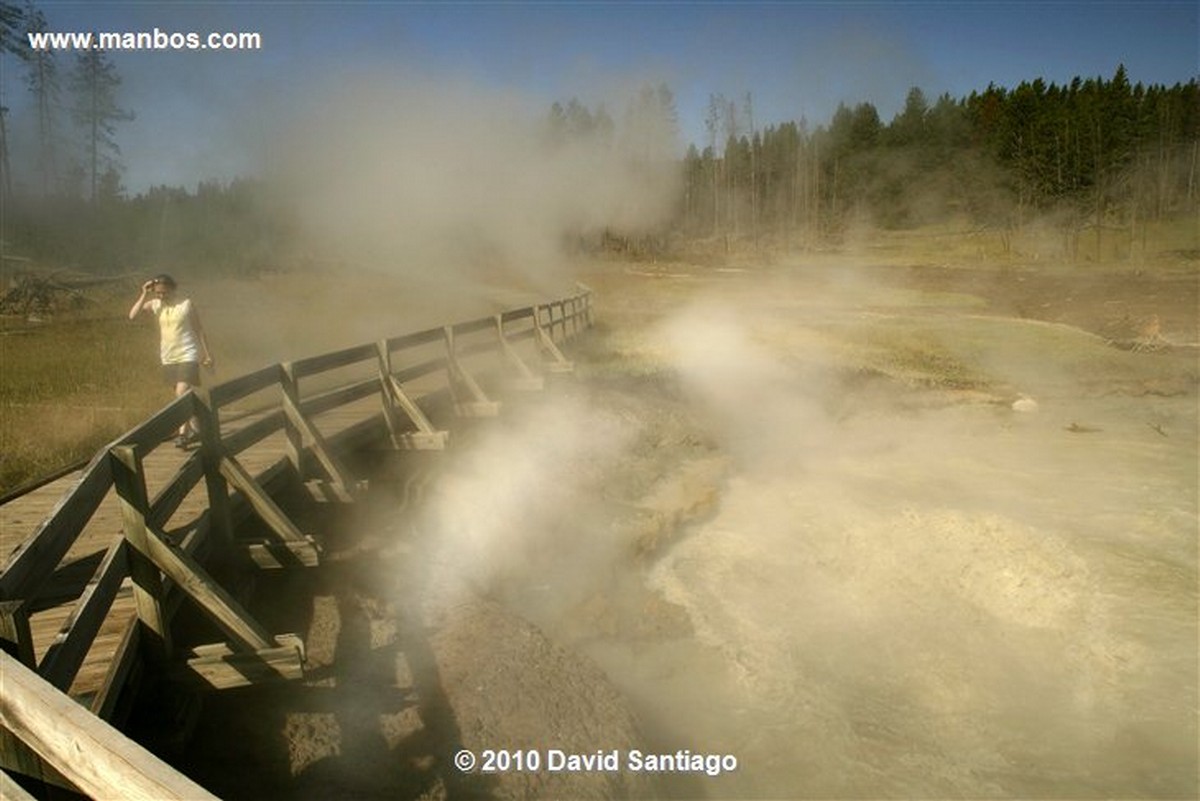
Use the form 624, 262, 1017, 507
823, 312, 1196, 399
0, 305, 168, 494
4, 242, 1195, 496
833, 323, 993, 391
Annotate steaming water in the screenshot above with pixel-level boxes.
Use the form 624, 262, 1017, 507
429, 285, 1197, 799
626, 397, 1197, 799
575, 317, 1193, 798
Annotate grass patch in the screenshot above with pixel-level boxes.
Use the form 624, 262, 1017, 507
0, 408, 148, 494
827, 312, 1196, 398
852, 326, 991, 390
1, 306, 167, 494
861, 287, 989, 310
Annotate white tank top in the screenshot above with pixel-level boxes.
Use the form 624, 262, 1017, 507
150, 298, 200, 364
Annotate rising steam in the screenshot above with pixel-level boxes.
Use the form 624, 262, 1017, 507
268, 71, 681, 290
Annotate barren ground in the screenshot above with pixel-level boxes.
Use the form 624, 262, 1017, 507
166, 253, 1197, 799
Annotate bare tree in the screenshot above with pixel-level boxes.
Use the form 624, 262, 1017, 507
0, 1, 28, 202
744, 92, 758, 248
705, 94, 724, 236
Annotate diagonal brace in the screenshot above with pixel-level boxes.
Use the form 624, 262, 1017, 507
534, 313, 574, 373
280, 392, 361, 501
219, 455, 317, 550
443, 326, 500, 417
381, 373, 449, 449
495, 315, 543, 391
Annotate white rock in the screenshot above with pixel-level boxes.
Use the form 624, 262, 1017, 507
1012, 396, 1039, 413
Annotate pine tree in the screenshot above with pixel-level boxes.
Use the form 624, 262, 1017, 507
68, 48, 133, 201
890, 87, 929, 149
25, 1, 60, 195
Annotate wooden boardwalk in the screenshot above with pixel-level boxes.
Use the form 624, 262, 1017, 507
0, 290, 592, 798
1, 417, 319, 701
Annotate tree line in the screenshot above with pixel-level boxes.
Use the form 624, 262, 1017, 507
1, 2, 293, 274
1, 0, 1196, 274
672, 66, 1198, 257
2, 1, 132, 203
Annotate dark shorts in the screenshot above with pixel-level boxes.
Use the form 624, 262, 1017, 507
163, 361, 200, 386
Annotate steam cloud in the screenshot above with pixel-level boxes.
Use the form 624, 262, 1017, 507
269, 72, 681, 290
420, 394, 640, 615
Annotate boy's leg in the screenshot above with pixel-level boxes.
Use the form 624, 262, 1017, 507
175, 381, 191, 437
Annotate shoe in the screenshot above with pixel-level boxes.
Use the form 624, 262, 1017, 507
174, 431, 200, 450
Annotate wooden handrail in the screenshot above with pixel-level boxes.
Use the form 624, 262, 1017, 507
500, 306, 536, 323
36, 539, 129, 692
0, 451, 113, 601
289, 341, 380, 380
449, 316, 497, 336
221, 408, 287, 455
0, 285, 589, 584
383, 325, 446, 352
114, 394, 193, 452
208, 363, 281, 408
0, 287, 593, 795
0, 651, 218, 800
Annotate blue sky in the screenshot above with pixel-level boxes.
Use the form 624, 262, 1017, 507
5, 1, 1198, 192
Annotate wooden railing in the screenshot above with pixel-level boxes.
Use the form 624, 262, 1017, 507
0, 285, 593, 798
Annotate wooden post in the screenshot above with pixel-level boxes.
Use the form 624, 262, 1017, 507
378, 348, 449, 449
280, 361, 360, 500
376, 339, 402, 448
0, 600, 34, 667
533, 307, 573, 373
280, 362, 308, 479
109, 445, 171, 663
576, 283, 594, 328
112, 449, 284, 651
192, 389, 233, 550
443, 324, 457, 402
